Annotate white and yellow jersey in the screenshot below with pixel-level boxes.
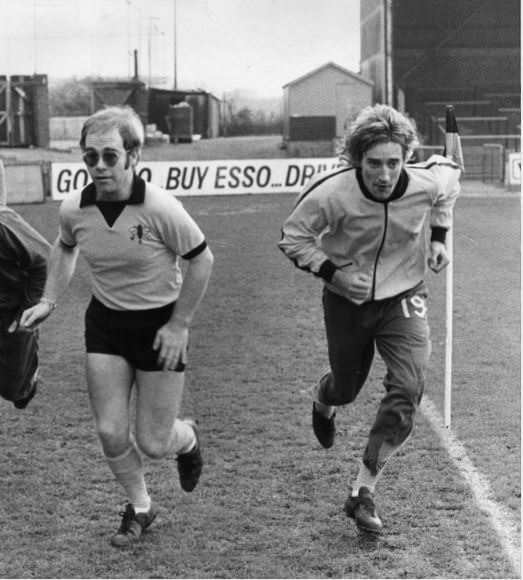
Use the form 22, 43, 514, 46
59, 175, 206, 311
278, 155, 460, 302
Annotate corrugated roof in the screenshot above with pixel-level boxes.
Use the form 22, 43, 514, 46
282, 61, 374, 88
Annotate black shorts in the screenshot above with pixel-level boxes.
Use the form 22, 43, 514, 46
84, 296, 185, 372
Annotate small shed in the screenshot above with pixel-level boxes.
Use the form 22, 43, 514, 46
282, 62, 373, 141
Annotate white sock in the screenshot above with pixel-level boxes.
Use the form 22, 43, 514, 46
351, 438, 407, 497
171, 419, 197, 455
351, 461, 378, 496
134, 502, 152, 514
105, 444, 151, 512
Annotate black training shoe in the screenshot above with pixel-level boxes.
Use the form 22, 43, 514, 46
312, 402, 336, 448
110, 503, 157, 547
344, 487, 383, 534
176, 420, 203, 492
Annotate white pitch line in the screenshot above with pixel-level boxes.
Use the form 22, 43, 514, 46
421, 396, 521, 577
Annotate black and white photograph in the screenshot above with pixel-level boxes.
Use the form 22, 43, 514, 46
0, 0, 520, 578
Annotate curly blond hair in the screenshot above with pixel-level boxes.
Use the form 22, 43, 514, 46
339, 104, 419, 166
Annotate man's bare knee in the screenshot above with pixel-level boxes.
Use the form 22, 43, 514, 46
97, 423, 130, 457
136, 433, 172, 459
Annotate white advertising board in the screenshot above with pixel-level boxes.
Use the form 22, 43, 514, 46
51, 158, 343, 200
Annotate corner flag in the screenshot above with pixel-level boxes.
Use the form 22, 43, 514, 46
443, 105, 465, 171
442, 105, 464, 429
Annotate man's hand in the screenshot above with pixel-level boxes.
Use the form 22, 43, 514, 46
17, 301, 55, 331
331, 268, 372, 305
7, 318, 19, 333
428, 241, 449, 273
152, 246, 213, 371
153, 321, 189, 371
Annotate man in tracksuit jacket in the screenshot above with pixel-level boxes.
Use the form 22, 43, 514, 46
0, 204, 50, 408
278, 104, 461, 534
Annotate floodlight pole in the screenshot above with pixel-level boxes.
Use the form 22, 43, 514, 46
126, 0, 131, 78
4, 23, 12, 145
173, 0, 178, 89
147, 17, 160, 87
33, 0, 38, 73
148, 18, 153, 86
384, 0, 393, 105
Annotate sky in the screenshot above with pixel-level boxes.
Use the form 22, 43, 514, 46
1, 0, 361, 98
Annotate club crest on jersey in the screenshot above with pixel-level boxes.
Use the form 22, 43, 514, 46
129, 224, 153, 244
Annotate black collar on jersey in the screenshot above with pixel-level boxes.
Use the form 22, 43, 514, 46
79, 173, 146, 208
356, 168, 409, 203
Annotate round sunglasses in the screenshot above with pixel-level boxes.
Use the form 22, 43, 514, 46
82, 149, 129, 168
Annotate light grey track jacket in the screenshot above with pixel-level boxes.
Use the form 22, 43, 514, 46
278, 155, 461, 302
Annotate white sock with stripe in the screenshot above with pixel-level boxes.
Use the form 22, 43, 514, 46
105, 444, 151, 513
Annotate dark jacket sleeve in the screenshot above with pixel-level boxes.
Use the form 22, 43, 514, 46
0, 213, 50, 313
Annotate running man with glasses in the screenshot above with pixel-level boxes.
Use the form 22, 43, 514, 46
279, 104, 460, 534
20, 105, 214, 547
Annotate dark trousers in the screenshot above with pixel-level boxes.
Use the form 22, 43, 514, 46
319, 285, 431, 474
0, 316, 39, 403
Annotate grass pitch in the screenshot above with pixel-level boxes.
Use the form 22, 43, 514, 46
0, 187, 519, 579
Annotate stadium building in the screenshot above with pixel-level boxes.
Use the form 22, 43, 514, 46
360, 0, 521, 179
